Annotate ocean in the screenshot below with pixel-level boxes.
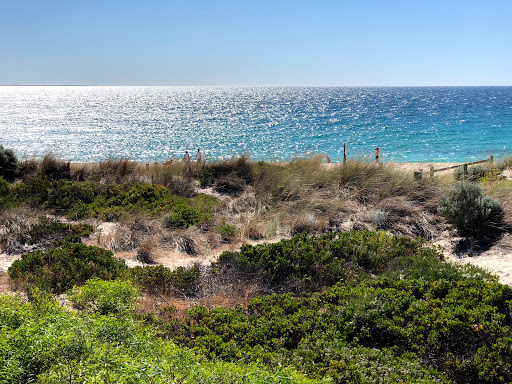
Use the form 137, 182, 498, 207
0, 86, 511, 163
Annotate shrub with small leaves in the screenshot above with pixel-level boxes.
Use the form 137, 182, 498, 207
8, 243, 128, 293
438, 181, 503, 237
69, 278, 140, 315
0, 176, 12, 211
454, 164, 489, 181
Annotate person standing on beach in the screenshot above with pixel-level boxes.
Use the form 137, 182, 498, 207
183, 151, 190, 163
375, 147, 380, 163
196, 148, 202, 162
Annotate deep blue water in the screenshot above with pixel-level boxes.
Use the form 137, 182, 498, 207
0, 86, 511, 163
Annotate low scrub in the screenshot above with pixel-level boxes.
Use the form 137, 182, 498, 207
0, 293, 314, 384
69, 278, 140, 315
130, 264, 201, 297
0, 176, 12, 211
171, 278, 511, 383
438, 181, 504, 237
13, 177, 218, 224
8, 243, 128, 293
216, 230, 441, 291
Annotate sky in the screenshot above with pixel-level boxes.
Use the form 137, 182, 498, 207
1, 0, 511, 86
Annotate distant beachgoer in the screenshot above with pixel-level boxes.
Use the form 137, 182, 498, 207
326, 155, 331, 163
196, 148, 202, 162
375, 147, 380, 163
183, 151, 190, 163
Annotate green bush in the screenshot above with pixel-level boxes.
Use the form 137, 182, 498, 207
25, 216, 94, 245
130, 264, 201, 296
198, 167, 215, 188
8, 243, 128, 293
217, 221, 239, 242
454, 164, 489, 181
0, 145, 17, 180
69, 278, 140, 315
438, 181, 504, 237
0, 294, 314, 384
172, 278, 512, 383
216, 230, 440, 291
13, 177, 218, 222
160, 203, 212, 229
0, 176, 12, 211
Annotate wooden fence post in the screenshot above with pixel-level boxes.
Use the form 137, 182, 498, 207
343, 142, 347, 164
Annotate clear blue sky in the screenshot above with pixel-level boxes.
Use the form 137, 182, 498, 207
1, 0, 511, 86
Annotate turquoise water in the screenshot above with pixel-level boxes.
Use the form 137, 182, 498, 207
0, 86, 511, 163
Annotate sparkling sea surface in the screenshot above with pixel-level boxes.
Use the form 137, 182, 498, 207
0, 86, 511, 163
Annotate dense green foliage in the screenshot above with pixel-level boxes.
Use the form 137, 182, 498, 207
0, 176, 12, 211
12, 177, 218, 224
217, 230, 442, 291
0, 293, 316, 384
170, 278, 512, 383
438, 181, 504, 237
69, 278, 141, 315
130, 264, 201, 296
4, 230, 512, 383
8, 243, 128, 293
0, 145, 17, 180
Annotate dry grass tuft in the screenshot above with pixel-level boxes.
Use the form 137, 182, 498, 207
0, 209, 39, 254
135, 237, 158, 264
40, 154, 71, 179
289, 213, 323, 235
175, 235, 197, 255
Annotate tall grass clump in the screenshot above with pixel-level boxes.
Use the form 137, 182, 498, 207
97, 157, 138, 182
438, 181, 504, 237
40, 153, 71, 179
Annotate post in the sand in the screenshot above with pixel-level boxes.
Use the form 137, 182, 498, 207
343, 142, 347, 164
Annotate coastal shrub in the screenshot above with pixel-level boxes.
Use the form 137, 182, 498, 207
23, 216, 94, 245
160, 203, 212, 229
130, 264, 201, 296
454, 164, 489, 181
216, 230, 441, 291
217, 220, 239, 242
438, 181, 504, 237
172, 278, 512, 383
13, 177, 218, 222
382, 254, 498, 282
69, 278, 140, 315
0, 216, 94, 254
8, 243, 128, 293
198, 167, 215, 188
0, 176, 12, 211
0, 294, 313, 384
0, 145, 18, 180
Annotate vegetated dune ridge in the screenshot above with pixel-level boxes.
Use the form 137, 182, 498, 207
3, 154, 512, 383
1, 158, 511, 287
